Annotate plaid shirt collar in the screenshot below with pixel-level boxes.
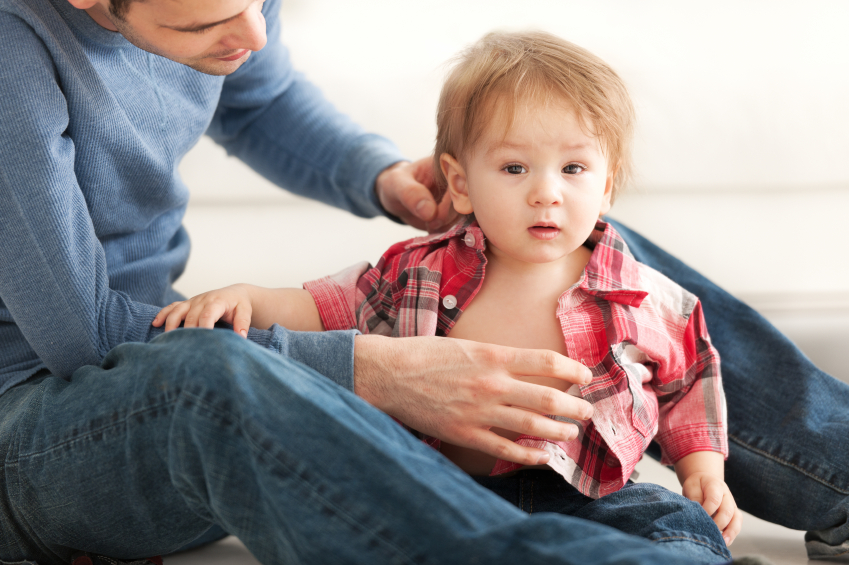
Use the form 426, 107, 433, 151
405, 216, 649, 311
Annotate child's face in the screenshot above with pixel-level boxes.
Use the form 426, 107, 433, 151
441, 100, 613, 267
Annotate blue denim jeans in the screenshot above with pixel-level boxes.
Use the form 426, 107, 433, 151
0, 329, 707, 565
475, 470, 730, 563
610, 219, 849, 561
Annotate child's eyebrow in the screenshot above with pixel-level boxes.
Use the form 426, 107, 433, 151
492, 141, 595, 152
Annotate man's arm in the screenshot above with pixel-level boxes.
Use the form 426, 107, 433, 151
0, 11, 166, 378
206, 0, 453, 231
0, 10, 358, 387
206, 0, 402, 218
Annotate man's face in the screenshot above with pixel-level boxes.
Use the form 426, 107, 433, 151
84, 0, 268, 75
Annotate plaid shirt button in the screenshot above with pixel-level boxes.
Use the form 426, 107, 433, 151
442, 295, 458, 309
463, 232, 476, 247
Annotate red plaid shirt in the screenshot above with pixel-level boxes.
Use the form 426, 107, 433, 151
305, 219, 728, 498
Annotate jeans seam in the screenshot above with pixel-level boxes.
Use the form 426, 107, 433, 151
7, 400, 177, 463
181, 389, 421, 565
729, 433, 849, 495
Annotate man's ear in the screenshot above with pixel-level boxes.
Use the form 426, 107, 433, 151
440, 153, 474, 215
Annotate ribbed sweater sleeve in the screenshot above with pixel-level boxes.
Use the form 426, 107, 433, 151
0, 1, 375, 392
0, 11, 163, 378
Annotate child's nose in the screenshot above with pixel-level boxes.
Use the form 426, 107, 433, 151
528, 176, 563, 206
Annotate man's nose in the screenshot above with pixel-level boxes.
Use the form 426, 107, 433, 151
225, 5, 268, 53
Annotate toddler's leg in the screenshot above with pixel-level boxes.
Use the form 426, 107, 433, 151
476, 471, 730, 565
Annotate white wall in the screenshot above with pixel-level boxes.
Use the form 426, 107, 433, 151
177, 0, 849, 379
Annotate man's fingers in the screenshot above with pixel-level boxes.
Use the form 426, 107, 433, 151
489, 405, 579, 442
467, 430, 551, 466
503, 347, 593, 386
399, 180, 437, 222
425, 192, 459, 233
500, 379, 593, 421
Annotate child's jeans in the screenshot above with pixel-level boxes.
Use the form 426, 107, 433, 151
475, 469, 731, 564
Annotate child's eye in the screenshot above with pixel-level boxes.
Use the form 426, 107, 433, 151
563, 164, 586, 175
504, 164, 526, 175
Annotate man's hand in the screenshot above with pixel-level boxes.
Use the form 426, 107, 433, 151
375, 157, 458, 233
353, 334, 594, 466
153, 284, 257, 337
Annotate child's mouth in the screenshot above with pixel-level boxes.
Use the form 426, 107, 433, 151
528, 226, 560, 240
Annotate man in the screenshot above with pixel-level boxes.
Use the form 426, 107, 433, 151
0, 0, 845, 563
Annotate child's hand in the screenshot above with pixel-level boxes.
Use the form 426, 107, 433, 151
681, 472, 743, 546
152, 284, 256, 338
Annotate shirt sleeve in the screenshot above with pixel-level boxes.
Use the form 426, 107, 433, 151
206, 0, 405, 218
304, 258, 403, 338
653, 300, 729, 464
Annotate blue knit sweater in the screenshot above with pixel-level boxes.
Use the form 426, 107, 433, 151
0, 0, 404, 395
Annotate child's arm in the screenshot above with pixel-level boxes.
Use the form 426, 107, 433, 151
152, 284, 324, 337
674, 451, 742, 546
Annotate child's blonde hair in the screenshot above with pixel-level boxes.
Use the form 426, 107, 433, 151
434, 31, 635, 202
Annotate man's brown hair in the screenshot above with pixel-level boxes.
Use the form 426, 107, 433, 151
434, 31, 635, 202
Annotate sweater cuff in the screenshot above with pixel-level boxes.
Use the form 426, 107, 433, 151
250, 324, 358, 393
334, 133, 406, 219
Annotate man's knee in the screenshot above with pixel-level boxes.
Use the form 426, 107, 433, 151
104, 329, 311, 398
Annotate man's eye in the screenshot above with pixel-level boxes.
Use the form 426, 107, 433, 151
504, 164, 526, 175
563, 164, 585, 174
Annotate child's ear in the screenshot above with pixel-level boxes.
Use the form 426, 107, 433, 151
440, 153, 474, 215
599, 170, 614, 217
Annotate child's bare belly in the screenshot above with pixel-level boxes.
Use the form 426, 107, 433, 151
442, 291, 574, 476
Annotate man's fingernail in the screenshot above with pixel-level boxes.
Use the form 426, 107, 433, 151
536, 453, 550, 465
584, 369, 593, 382
240, 329, 248, 338
416, 200, 434, 218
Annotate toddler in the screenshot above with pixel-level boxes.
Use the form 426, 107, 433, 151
155, 31, 740, 563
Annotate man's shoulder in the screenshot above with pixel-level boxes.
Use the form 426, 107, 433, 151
0, 0, 67, 51
0, 0, 54, 26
